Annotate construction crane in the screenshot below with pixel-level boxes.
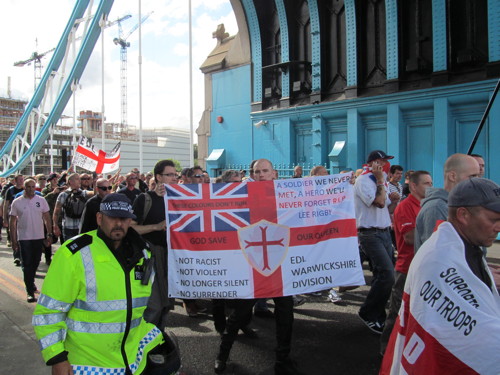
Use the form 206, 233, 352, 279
13, 40, 55, 91
13, 14, 132, 92
113, 11, 153, 132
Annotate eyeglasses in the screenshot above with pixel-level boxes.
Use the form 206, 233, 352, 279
160, 173, 176, 177
97, 186, 113, 191
193, 175, 203, 178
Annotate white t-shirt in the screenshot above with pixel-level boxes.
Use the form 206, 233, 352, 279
10, 194, 49, 240
354, 172, 391, 229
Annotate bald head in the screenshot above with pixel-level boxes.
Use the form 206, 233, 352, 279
443, 153, 480, 191
253, 159, 275, 181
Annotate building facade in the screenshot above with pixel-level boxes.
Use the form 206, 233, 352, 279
198, 0, 500, 185
0, 103, 190, 175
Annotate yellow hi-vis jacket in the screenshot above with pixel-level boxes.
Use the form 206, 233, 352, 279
33, 230, 164, 374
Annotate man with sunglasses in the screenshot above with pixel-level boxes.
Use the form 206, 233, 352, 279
79, 178, 112, 234
117, 172, 142, 204
187, 166, 204, 184
80, 173, 93, 191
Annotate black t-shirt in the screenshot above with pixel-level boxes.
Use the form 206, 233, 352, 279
0, 182, 12, 199
5, 186, 24, 203
80, 195, 102, 234
132, 191, 166, 246
117, 187, 142, 205
462, 237, 493, 290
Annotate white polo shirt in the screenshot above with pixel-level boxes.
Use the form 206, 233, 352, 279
10, 194, 49, 240
354, 171, 391, 229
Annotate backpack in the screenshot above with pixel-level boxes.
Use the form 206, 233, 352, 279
138, 191, 153, 225
63, 190, 87, 219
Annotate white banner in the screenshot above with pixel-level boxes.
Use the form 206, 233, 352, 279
165, 174, 365, 299
72, 136, 120, 173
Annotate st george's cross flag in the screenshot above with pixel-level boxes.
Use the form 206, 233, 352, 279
165, 173, 365, 299
72, 136, 120, 173
380, 222, 500, 375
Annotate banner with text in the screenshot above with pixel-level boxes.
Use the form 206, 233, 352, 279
166, 173, 365, 299
72, 136, 120, 173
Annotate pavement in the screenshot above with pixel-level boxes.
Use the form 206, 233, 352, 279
0, 235, 498, 375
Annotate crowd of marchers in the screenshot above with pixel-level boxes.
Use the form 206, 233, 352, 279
1, 151, 499, 375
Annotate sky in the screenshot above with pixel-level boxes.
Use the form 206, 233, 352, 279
0, 0, 238, 141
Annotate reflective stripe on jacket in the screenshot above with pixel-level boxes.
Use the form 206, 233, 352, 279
33, 230, 163, 374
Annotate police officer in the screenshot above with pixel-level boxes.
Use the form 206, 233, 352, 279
33, 194, 179, 375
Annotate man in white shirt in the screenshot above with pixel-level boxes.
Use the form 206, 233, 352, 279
9, 179, 52, 302
354, 150, 400, 334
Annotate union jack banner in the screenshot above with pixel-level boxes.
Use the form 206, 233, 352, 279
165, 174, 365, 299
167, 182, 250, 233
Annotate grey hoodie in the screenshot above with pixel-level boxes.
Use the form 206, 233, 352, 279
414, 187, 449, 252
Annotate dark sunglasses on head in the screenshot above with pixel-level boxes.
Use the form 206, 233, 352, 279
97, 186, 113, 191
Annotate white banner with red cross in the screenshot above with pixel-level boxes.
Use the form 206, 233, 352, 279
165, 173, 365, 299
72, 136, 120, 173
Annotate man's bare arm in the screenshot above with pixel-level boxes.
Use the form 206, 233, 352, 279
53, 202, 62, 237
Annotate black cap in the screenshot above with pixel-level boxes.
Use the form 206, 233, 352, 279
448, 178, 500, 213
100, 194, 136, 219
367, 150, 394, 163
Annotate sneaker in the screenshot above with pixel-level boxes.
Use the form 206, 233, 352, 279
328, 288, 342, 304
358, 312, 384, 334
292, 295, 306, 307
27, 294, 37, 303
13, 258, 21, 267
338, 285, 359, 293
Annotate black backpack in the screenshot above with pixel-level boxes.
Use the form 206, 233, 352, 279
63, 190, 87, 219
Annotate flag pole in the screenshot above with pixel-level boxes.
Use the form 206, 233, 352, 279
139, 0, 144, 172
189, 0, 194, 167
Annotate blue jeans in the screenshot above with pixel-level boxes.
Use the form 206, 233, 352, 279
19, 239, 44, 295
358, 229, 395, 323
63, 227, 80, 243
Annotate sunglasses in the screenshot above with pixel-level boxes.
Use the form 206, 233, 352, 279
38, 178, 46, 181
81, 178, 90, 180
193, 174, 203, 178
97, 186, 113, 191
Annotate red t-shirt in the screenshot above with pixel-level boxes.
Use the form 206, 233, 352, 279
394, 194, 421, 274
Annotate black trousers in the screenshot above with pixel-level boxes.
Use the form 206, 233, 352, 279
217, 296, 294, 362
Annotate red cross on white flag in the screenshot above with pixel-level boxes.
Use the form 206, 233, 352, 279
72, 136, 120, 173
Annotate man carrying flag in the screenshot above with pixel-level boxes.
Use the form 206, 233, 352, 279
381, 178, 500, 374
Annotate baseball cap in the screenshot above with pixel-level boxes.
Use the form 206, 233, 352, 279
448, 178, 500, 213
100, 194, 137, 219
367, 150, 394, 163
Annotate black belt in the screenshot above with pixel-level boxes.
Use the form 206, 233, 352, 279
358, 227, 390, 233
